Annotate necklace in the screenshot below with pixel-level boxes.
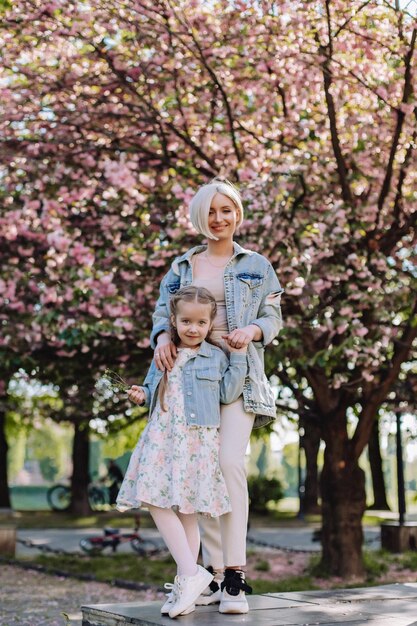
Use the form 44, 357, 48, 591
201, 251, 233, 268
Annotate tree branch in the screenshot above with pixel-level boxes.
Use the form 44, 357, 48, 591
351, 297, 417, 459
377, 28, 417, 219
315, 6, 353, 205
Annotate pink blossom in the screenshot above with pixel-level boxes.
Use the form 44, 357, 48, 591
399, 102, 415, 115
87, 304, 102, 317
139, 172, 154, 187
362, 370, 374, 382
131, 253, 146, 264
56, 350, 77, 357
354, 326, 369, 337
46, 231, 71, 252
285, 286, 303, 296
336, 322, 348, 334
104, 158, 136, 190
137, 338, 151, 348
311, 279, 326, 294
149, 258, 166, 267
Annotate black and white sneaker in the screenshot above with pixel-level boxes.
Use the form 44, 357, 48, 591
219, 568, 252, 614
195, 566, 223, 605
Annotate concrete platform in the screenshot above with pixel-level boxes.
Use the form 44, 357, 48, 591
82, 582, 417, 625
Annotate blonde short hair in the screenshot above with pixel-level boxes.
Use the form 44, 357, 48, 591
189, 178, 244, 240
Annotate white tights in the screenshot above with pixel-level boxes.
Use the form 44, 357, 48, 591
147, 504, 200, 576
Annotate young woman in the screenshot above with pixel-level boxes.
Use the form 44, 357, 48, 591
150, 179, 283, 614
117, 286, 247, 619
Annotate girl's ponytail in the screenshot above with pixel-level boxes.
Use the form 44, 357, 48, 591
158, 370, 169, 413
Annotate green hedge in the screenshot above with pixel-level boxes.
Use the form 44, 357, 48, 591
248, 476, 284, 514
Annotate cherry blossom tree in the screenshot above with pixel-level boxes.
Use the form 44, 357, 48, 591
1, 0, 416, 573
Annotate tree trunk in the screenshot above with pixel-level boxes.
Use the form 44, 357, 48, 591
69, 421, 91, 515
320, 446, 366, 578
368, 418, 390, 510
301, 419, 321, 515
0, 404, 11, 509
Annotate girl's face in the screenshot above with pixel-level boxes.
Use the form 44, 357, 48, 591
172, 300, 213, 348
208, 193, 240, 240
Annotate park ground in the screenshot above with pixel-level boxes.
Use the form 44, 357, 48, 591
1, 500, 417, 625
2, 548, 417, 626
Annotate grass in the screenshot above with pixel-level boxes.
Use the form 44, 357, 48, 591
19, 547, 417, 597
399, 551, 417, 570
307, 548, 417, 587
25, 552, 318, 594
254, 558, 270, 572
27, 552, 177, 587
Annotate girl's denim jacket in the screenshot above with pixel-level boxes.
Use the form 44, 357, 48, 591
150, 242, 284, 428
140, 340, 247, 427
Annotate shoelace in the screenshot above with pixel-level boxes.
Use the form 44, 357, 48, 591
164, 582, 176, 600
221, 570, 253, 595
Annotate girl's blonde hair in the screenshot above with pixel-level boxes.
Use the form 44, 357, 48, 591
189, 177, 244, 240
158, 286, 217, 411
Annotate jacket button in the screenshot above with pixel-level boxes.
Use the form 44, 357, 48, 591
190, 413, 195, 418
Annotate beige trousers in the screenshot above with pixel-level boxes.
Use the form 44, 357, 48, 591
199, 397, 255, 568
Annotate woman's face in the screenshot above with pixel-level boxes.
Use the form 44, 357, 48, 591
208, 193, 239, 240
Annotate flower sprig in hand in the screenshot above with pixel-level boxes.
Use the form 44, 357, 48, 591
95, 369, 130, 394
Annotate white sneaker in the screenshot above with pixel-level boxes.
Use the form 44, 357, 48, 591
219, 569, 252, 614
169, 565, 214, 618
160, 582, 194, 616
195, 567, 223, 605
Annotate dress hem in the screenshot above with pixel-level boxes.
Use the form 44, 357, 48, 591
116, 500, 231, 518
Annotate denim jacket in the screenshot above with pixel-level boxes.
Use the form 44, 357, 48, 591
150, 242, 284, 428
140, 340, 248, 427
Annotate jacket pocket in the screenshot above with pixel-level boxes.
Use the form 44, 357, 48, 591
195, 368, 222, 382
167, 280, 181, 294
237, 272, 264, 288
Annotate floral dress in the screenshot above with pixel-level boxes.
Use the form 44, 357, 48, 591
116, 348, 231, 517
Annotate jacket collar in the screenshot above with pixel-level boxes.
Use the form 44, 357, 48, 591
182, 339, 214, 358
172, 241, 253, 273
197, 339, 215, 357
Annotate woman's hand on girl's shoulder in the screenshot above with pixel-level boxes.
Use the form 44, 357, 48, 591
127, 385, 146, 405
155, 332, 177, 371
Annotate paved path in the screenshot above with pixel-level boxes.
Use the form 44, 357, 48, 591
16, 525, 381, 557
0, 564, 162, 626
16, 528, 165, 557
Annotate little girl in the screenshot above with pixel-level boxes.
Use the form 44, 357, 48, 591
116, 286, 247, 619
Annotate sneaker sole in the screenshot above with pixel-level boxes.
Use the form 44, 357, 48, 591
161, 604, 194, 616
219, 604, 249, 614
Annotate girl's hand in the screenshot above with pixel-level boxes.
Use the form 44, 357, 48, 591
227, 343, 248, 354
155, 332, 177, 372
127, 385, 146, 405
223, 324, 260, 349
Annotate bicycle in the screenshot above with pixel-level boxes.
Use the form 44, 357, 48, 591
47, 482, 107, 512
79, 527, 162, 556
